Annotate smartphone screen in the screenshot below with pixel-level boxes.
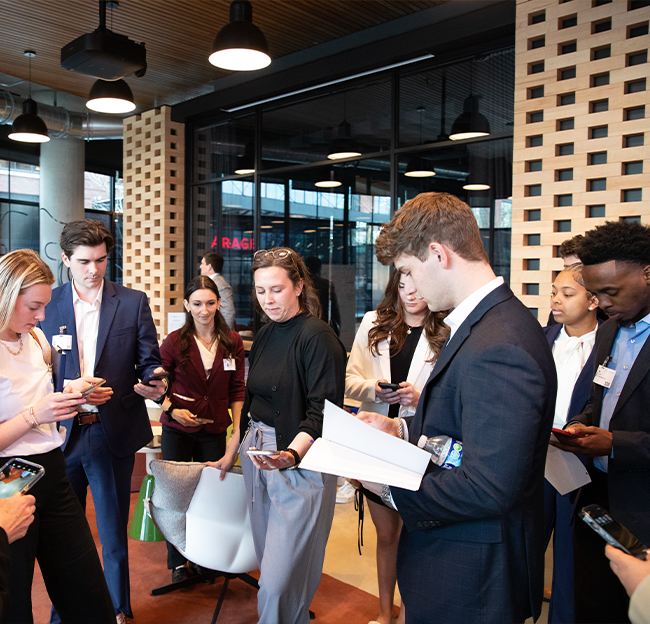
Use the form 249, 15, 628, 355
0, 459, 45, 498
552, 427, 586, 439
580, 504, 647, 559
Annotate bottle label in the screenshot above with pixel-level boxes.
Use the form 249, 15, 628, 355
440, 440, 462, 470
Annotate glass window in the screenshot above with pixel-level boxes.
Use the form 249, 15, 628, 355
0, 160, 40, 254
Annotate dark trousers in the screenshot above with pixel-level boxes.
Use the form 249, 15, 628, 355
52, 422, 135, 621
6, 448, 114, 624
574, 468, 631, 624
161, 424, 226, 569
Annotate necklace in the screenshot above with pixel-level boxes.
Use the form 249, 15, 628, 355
0, 334, 23, 356
197, 334, 217, 350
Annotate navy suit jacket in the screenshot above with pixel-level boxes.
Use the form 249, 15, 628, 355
574, 318, 650, 544
392, 283, 556, 624
39, 279, 160, 457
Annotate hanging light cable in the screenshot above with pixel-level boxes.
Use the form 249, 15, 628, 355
9, 50, 50, 143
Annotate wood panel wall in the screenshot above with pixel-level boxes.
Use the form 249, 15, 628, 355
123, 106, 185, 341
512, 0, 650, 322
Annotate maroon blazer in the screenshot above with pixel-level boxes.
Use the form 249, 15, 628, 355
159, 328, 246, 434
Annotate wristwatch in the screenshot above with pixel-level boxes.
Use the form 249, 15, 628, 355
284, 447, 301, 470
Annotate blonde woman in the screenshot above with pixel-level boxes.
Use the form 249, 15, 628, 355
0, 249, 113, 623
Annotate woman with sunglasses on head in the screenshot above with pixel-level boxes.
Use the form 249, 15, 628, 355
238, 247, 347, 624
159, 275, 245, 583
345, 270, 449, 624
0, 249, 114, 624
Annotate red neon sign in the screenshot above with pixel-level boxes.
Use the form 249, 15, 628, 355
212, 236, 255, 250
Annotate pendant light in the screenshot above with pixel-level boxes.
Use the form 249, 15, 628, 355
450, 61, 490, 141
9, 51, 50, 144
86, 78, 135, 113
405, 107, 435, 178
315, 170, 342, 188
209, 1, 271, 71
327, 94, 361, 160
234, 141, 255, 175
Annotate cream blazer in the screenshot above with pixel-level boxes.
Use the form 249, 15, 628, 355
345, 310, 435, 419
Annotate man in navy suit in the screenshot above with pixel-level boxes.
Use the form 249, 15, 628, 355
360, 192, 556, 624
40, 220, 166, 624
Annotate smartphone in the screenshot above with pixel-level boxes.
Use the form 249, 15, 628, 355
552, 427, 587, 439
378, 382, 401, 391
80, 378, 106, 397
143, 371, 169, 386
580, 504, 647, 559
194, 418, 214, 425
247, 449, 280, 457
0, 458, 45, 497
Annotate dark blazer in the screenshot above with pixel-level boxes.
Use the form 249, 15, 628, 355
544, 322, 599, 423
573, 318, 650, 544
39, 279, 160, 457
392, 283, 556, 624
159, 328, 246, 434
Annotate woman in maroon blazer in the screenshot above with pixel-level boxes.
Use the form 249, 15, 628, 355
159, 275, 245, 583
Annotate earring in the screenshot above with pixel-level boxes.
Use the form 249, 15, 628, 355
588, 306, 595, 310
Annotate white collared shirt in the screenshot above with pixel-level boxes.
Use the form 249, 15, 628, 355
72, 280, 103, 412
443, 276, 505, 343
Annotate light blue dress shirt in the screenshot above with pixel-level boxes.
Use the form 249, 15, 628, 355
595, 311, 650, 471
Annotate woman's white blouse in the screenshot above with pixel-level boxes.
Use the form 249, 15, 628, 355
0, 328, 63, 457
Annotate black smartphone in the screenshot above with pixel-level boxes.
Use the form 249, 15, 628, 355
80, 378, 106, 397
143, 371, 169, 386
0, 458, 45, 497
580, 504, 647, 559
378, 382, 401, 391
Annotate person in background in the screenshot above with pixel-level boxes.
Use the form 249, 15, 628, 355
40, 220, 166, 624
0, 493, 36, 623
159, 276, 245, 583
552, 221, 650, 624
560, 235, 584, 267
360, 192, 556, 624
305, 256, 341, 336
345, 269, 448, 624
544, 264, 600, 623
239, 247, 347, 624
606, 545, 650, 624
200, 252, 236, 330
0, 248, 114, 624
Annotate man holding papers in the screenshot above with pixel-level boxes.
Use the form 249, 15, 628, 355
362, 192, 556, 624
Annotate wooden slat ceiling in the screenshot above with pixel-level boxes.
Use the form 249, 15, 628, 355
0, 0, 446, 112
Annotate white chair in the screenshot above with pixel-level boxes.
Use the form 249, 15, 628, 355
148, 462, 259, 624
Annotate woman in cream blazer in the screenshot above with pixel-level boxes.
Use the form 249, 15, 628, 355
345, 271, 448, 624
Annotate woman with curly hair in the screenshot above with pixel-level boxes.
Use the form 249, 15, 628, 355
346, 270, 449, 624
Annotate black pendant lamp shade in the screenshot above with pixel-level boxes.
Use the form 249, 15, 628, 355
9, 98, 50, 143
209, 1, 271, 71
405, 156, 435, 178
9, 52, 49, 144
234, 142, 255, 175
87, 78, 136, 113
315, 170, 342, 188
450, 95, 490, 141
327, 120, 361, 160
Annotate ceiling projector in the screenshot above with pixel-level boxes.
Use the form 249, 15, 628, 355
60, 1, 146, 80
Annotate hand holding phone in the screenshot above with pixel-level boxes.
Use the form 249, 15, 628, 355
247, 449, 280, 458
0, 459, 45, 497
142, 370, 169, 386
552, 427, 587, 439
80, 378, 106, 398
194, 418, 214, 425
378, 382, 401, 392
580, 504, 647, 559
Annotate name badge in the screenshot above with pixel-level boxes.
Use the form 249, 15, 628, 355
52, 334, 73, 351
594, 365, 616, 388
223, 358, 236, 371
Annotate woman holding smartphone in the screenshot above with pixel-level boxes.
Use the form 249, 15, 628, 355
0, 249, 114, 623
159, 275, 245, 583
239, 248, 346, 624
345, 270, 449, 624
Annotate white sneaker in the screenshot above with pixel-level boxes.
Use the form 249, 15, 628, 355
336, 481, 356, 504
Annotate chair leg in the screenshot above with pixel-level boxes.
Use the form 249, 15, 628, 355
209, 576, 230, 624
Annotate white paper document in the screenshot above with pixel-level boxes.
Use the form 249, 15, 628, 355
544, 441, 591, 496
299, 400, 431, 491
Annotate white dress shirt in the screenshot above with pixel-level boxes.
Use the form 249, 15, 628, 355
552, 326, 596, 429
72, 280, 103, 412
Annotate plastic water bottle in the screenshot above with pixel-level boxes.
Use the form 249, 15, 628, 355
417, 435, 462, 470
